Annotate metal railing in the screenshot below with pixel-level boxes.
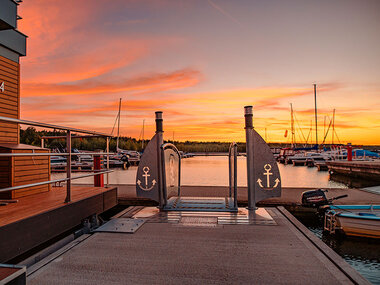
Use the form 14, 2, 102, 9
228, 142, 238, 209
161, 143, 181, 206
0, 115, 115, 203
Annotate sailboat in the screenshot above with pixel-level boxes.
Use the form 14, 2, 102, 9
111, 98, 141, 165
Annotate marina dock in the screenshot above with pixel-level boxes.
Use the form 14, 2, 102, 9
26, 206, 369, 284
1, 1, 379, 284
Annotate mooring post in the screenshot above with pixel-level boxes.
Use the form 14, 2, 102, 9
155, 111, 164, 208
93, 155, 104, 187
347, 143, 352, 161
245, 106, 256, 210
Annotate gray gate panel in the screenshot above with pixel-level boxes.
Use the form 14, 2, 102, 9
136, 134, 160, 202
253, 129, 281, 202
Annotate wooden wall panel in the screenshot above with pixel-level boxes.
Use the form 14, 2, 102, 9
0, 147, 50, 199
0, 55, 19, 144
11, 149, 50, 198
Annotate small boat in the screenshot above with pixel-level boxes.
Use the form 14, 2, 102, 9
50, 155, 66, 165
287, 151, 327, 165
324, 205, 380, 238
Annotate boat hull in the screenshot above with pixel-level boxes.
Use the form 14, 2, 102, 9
336, 215, 380, 238
324, 205, 380, 239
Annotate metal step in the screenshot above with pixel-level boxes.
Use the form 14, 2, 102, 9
163, 197, 238, 212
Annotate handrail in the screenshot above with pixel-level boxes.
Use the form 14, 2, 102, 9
0, 115, 114, 202
228, 142, 238, 209
161, 143, 181, 205
0, 152, 116, 157
0, 170, 113, 193
41, 135, 106, 139
0, 116, 111, 137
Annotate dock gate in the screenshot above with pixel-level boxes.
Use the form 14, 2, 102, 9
136, 106, 282, 212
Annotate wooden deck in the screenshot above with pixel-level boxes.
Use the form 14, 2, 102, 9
0, 185, 117, 263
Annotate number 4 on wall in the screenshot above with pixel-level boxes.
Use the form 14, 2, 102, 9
0, 82, 4, 92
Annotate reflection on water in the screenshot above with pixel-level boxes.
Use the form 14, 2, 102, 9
53, 156, 347, 188
296, 215, 380, 285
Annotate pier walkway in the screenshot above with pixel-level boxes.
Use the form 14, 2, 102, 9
27, 206, 368, 284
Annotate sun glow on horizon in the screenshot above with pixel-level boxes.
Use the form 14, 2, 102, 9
17, 0, 380, 145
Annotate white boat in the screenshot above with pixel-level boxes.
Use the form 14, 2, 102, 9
287, 151, 326, 165
324, 205, 380, 238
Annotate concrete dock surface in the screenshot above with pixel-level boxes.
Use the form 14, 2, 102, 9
27, 207, 369, 285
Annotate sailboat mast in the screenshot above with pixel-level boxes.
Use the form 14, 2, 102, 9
314, 84, 318, 147
141, 119, 145, 149
290, 103, 295, 147
332, 108, 335, 144
116, 98, 122, 150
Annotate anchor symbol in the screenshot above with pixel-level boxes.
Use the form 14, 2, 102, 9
137, 166, 157, 191
257, 164, 280, 189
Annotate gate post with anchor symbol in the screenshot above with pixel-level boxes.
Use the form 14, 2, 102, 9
136, 111, 164, 207
245, 106, 282, 211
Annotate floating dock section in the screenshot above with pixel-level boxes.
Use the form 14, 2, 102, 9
326, 161, 380, 182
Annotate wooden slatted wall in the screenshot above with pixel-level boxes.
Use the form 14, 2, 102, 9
0, 147, 51, 199
12, 149, 51, 198
0, 55, 19, 144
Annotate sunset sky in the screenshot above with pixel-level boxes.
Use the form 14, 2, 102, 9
18, 0, 380, 144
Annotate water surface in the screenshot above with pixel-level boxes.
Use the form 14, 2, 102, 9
54, 156, 347, 188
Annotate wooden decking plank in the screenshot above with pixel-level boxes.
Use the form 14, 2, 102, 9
0, 186, 116, 227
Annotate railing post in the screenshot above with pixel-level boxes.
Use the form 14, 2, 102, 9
229, 146, 232, 198
106, 137, 110, 187
245, 106, 256, 210
233, 143, 238, 209
65, 130, 71, 203
41, 138, 44, 148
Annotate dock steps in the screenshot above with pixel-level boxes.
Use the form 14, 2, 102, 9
164, 197, 238, 212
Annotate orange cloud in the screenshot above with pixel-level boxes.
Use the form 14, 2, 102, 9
21, 68, 202, 97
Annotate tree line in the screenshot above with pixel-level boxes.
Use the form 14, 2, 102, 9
21, 127, 371, 153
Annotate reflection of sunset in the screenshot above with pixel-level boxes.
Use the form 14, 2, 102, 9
18, 1, 380, 145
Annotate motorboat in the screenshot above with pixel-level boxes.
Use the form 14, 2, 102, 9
324, 205, 380, 238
